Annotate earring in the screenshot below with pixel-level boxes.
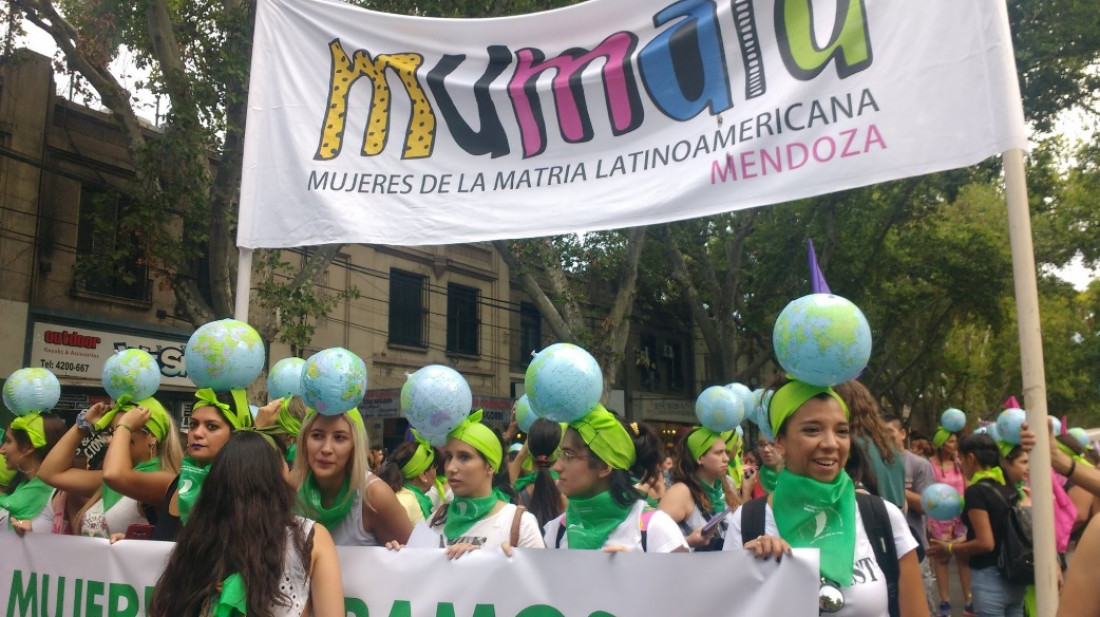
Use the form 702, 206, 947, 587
16, 459, 35, 474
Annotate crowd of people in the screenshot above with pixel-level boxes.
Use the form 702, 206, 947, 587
2, 372, 1098, 617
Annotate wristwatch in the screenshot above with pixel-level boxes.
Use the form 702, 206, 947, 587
76, 408, 95, 432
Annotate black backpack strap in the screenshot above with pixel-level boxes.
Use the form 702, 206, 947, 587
740, 496, 768, 546
554, 515, 567, 548
857, 493, 899, 617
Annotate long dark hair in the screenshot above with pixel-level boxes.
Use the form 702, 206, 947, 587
149, 431, 309, 617
6, 415, 66, 494
518, 419, 565, 528
671, 431, 719, 514
959, 433, 1001, 469
377, 440, 419, 493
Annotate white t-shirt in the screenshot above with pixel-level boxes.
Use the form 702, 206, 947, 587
543, 500, 688, 553
0, 498, 54, 534
723, 498, 917, 617
430, 503, 544, 549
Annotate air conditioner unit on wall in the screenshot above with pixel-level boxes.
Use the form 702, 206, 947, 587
662, 344, 675, 359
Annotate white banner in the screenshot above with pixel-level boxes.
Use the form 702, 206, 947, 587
0, 533, 818, 615
238, 0, 1026, 248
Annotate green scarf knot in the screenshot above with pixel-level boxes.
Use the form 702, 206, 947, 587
772, 468, 856, 586
401, 430, 435, 478
448, 410, 502, 471
194, 388, 252, 430
569, 404, 635, 471
443, 488, 509, 541
563, 489, 634, 549
10, 412, 47, 448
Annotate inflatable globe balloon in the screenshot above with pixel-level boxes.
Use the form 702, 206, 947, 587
3, 368, 61, 416
973, 425, 990, 435
102, 348, 161, 402
756, 390, 777, 442
989, 423, 1003, 443
514, 394, 539, 433
1069, 427, 1091, 450
524, 343, 603, 424
695, 386, 744, 432
401, 365, 473, 443
996, 408, 1027, 445
185, 319, 265, 391
921, 483, 964, 521
940, 408, 967, 433
301, 348, 367, 416
267, 357, 307, 399
772, 294, 872, 387
724, 383, 756, 415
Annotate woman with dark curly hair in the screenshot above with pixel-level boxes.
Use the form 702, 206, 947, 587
149, 430, 344, 617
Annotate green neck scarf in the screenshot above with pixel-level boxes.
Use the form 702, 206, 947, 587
177, 456, 210, 526
772, 468, 857, 586
298, 473, 354, 529
701, 477, 727, 513
285, 443, 297, 465
968, 467, 1006, 486
758, 464, 780, 493
405, 483, 435, 519
564, 489, 635, 550
513, 469, 559, 492
0, 476, 53, 530
102, 457, 160, 512
443, 488, 508, 541
211, 572, 247, 617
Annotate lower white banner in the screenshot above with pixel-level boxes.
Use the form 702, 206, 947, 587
0, 533, 818, 615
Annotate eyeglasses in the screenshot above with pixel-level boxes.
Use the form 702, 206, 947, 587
758, 442, 777, 450
558, 448, 587, 463
819, 578, 845, 614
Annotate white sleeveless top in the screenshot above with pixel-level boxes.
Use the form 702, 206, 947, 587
273, 517, 314, 617
327, 475, 382, 546
80, 496, 149, 538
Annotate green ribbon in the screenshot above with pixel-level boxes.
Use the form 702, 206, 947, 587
212, 572, 247, 617
304, 407, 364, 429
758, 464, 780, 493
968, 467, 1006, 486
401, 430, 436, 479
725, 433, 744, 489
93, 394, 135, 432
772, 468, 857, 586
932, 427, 954, 449
0, 476, 53, 530
406, 483, 435, 519
996, 440, 1016, 458
513, 469, 559, 492
702, 478, 727, 513
1057, 442, 1095, 469
10, 412, 46, 448
275, 397, 303, 437
768, 380, 849, 437
95, 397, 171, 441
563, 489, 635, 550
298, 473, 354, 530
194, 388, 252, 430
443, 488, 509, 541
102, 457, 161, 512
177, 456, 211, 526
448, 410, 502, 471
686, 426, 732, 461
569, 404, 636, 471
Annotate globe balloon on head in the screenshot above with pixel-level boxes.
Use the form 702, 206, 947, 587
1069, 427, 1091, 450
185, 319, 265, 391
401, 365, 473, 445
940, 408, 967, 433
921, 483, 963, 521
724, 383, 755, 416
268, 357, 307, 399
996, 408, 1027, 445
301, 348, 367, 416
772, 294, 872, 387
102, 348, 161, 402
3, 368, 61, 416
695, 386, 744, 432
524, 343, 603, 424
514, 394, 539, 433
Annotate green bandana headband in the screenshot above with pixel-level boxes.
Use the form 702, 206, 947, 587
1057, 442, 1095, 469
768, 380, 849, 437
686, 426, 732, 461
969, 466, 1006, 486
996, 440, 1016, 458
569, 404, 636, 471
773, 468, 857, 586
275, 397, 302, 437
10, 412, 47, 448
194, 388, 253, 430
402, 430, 436, 479
932, 427, 954, 449
304, 407, 365, 430
448, 410, 502, 471
94, 397, 172, 442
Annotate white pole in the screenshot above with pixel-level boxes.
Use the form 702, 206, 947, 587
1003, 147, 1057, 615
234, 247, 253, 322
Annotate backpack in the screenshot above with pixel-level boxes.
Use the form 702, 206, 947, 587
554, 507, 657, 551
984, 484, 1034, 586
741, 493, 900, 617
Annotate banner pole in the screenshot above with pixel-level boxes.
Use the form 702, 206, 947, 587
1003, 147, 1057, 615
234, 247, 253, 322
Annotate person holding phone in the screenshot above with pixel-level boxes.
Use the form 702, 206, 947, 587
38, 398, 182, 537
544, 407, 686, 553
659, 426, 735, 551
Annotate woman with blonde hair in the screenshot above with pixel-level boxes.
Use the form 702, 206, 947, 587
291, 409, 411, 546
38, 398, 182, 537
